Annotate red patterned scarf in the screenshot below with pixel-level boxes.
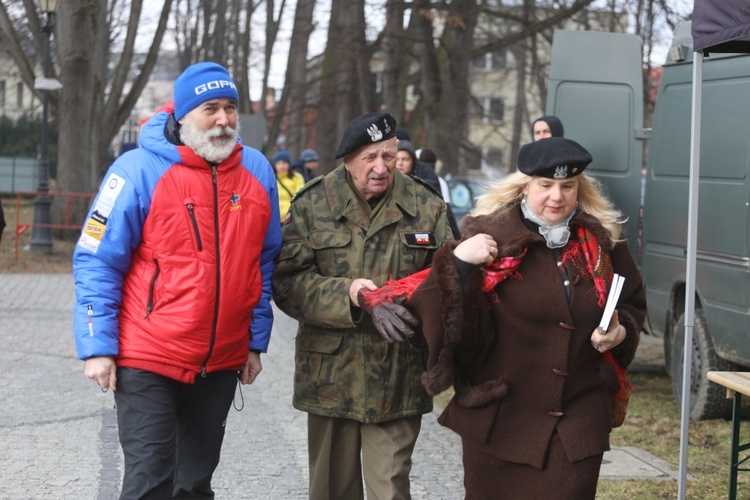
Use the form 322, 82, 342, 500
359, 225, 630, 416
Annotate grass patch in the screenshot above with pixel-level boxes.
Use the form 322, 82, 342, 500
433, 370, 750, 498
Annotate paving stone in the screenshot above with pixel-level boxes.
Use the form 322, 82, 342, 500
0, 274, 677, 499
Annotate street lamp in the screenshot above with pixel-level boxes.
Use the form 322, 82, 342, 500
29, 0, 60, 252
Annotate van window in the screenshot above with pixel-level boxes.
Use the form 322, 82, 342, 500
702, 79, 750, 179
650, 83, 691, 178
554, 82, 631, 173
652, 80, 750, 180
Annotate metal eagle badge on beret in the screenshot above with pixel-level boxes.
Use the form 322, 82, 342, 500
335, 112, 397, 159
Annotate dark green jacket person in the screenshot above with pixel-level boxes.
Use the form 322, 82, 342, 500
273, 162, 452, 422
272, 112, 452, 499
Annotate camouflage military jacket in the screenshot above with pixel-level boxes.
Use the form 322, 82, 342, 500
272, 165, 452, 423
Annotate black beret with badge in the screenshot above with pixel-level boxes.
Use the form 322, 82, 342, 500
335, 112, 397, 159
517, 137, 593, 179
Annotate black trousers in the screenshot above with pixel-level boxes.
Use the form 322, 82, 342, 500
114, 367, 238, 500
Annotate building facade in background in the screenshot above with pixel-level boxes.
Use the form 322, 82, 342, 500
0, 49, 41, 122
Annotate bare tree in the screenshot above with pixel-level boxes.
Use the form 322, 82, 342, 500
0, 0, 173, 226
508, 0, 534, 172
381, 0, 411, 125
260, 0, 289, 119
231, 0, 263, 114
267, 0, 317, 158
315, 0, 370, 174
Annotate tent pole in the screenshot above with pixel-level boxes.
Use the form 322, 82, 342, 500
678, 49, 703, 500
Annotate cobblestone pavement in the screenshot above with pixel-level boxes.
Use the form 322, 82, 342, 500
0, 274, 463, 499
0, 274, 673, 499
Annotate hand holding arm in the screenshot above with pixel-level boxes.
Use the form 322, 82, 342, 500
454, 233, 498, 266
349, 279, 377, 307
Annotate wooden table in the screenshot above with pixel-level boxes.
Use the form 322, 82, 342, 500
707, 371, 750, 499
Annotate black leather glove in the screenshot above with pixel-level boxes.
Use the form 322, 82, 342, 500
358, 291, 419, 343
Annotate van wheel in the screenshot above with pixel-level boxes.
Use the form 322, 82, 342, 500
670, 309, 734, 420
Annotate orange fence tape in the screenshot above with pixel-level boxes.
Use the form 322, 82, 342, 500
12, 190, 96, 264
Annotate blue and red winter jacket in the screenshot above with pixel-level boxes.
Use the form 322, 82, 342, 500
73, 102, 282, 383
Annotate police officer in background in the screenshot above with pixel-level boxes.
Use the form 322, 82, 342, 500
272, 112, 452, 500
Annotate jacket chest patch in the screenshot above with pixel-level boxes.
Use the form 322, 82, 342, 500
229, 191, 242, 212
403, 232, 436, 246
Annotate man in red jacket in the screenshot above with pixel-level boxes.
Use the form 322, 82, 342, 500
73, 62, 281, 498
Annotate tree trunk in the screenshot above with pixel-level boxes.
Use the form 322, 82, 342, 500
260, 0, 287, 122
413, 0, 441, 146
381, 0, 409, 125
55, 0, 100, 226
509, 0, 533, 174
431, 0, 480, 175
277, 0, 316, 159
315, 0, 367, 174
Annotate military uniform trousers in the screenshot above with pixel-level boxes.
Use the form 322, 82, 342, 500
114, 367, 238, 499
307, 413, 422, 500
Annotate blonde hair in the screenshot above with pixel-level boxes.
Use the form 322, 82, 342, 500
473, 172, 625, 244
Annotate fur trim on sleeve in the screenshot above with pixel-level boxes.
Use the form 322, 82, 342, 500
418, 240, 510, 408
419, 242, 463, 396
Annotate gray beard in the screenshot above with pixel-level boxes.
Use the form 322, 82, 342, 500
180, 117, 240, 163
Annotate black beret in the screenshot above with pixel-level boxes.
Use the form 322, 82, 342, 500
517, 137, 592, 179
335, 112, 397, 159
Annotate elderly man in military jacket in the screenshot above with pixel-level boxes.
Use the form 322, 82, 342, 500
272, 112, 452, 500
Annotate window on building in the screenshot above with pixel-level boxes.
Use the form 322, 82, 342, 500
16, 82, 23, 109
373, 71, 383, 95
472, 49, 507, 71
485, 148, 504, 170
0, 80, 5, 109
481, 97, 504, 123
490, 49, 507, 69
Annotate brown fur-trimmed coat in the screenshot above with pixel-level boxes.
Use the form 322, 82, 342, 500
407, 207, 646, 469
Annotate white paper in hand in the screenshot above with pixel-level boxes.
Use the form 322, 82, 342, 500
599, 273, 625, 332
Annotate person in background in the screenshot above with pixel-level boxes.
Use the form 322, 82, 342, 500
418, 147, 460, 237
72, 62, 282, 499
403, 137, 646, 498
273, 112, 452, 500
396, 139, 442, 195
291, 148, 320, 182
394, 128, 459, 237
274, 148, 306, 224
531, 115, 565, 142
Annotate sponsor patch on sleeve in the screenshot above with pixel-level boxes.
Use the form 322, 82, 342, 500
76, 173, 125, 253
98, 173, 126, 206
78, 218, 106, 253
404, 232, 436, 246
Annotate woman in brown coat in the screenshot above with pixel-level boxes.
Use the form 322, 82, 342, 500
403, 137, 647, 499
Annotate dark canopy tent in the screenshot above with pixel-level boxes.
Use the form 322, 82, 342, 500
692, 1, 750, 53
677, 2, 750, 498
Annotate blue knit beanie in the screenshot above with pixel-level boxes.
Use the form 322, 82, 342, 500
173, 62, 239, 120
300, 149, 319, 162
273, 149, 291, 164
